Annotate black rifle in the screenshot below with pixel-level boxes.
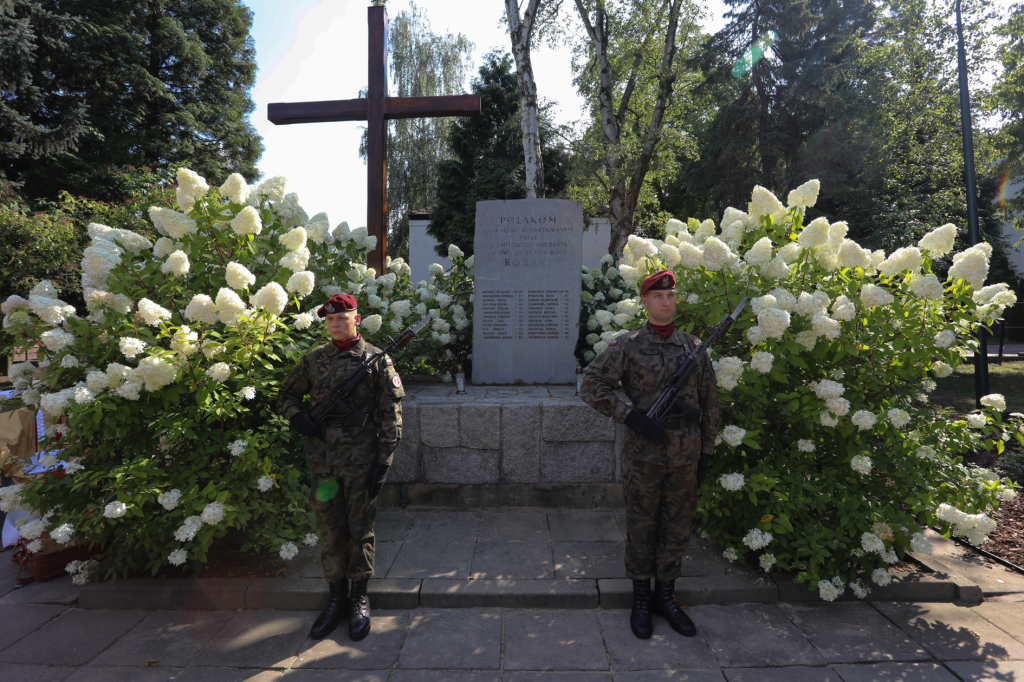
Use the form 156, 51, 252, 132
307, 313, 432, 440
645, 298, 748, 426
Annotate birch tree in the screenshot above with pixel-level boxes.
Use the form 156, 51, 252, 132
505, 0, 547, 198
572, 0, 696, 259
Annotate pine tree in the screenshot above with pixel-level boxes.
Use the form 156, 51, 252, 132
0, 1, 91, 190
688, 0, 874, 212
7, 0, 263, 202
836, 0, 1019, 287
428, 52, 569, 257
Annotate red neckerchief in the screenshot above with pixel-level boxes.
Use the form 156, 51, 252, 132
649, 322, 676, 339
332, 334, 361, 352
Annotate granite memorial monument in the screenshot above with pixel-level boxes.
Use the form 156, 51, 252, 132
472, 199, 584, 384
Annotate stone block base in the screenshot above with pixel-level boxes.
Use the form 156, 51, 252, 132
389, 384, 625, 499
379, 483, 624, 509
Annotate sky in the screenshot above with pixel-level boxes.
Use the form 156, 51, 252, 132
243, 0, 1011, 232
244, 0, 729, 231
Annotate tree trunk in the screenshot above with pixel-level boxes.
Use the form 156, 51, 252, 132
506, 0, 545, 199
575, 0, 683, 263
607, 177, 634, 257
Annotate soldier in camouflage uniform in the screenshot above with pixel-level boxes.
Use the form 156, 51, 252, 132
581, 269, 720, 640
277, 294, 404, 642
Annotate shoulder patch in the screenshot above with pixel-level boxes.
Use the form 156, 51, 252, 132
608, 339, 618, 346
392, 375, 402, 388
385, 356, 393, 367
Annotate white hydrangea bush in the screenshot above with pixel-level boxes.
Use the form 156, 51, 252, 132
331, 240, 474, 381
577, 255, 644, 360
586, 181, 1021, 599
1, 168, 472, 580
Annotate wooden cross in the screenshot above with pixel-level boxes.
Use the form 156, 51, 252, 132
268, 6, 481, 275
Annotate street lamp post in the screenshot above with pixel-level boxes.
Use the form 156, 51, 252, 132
955, 0, 990, 405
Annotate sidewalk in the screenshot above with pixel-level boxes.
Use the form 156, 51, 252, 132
3, 510, 1024, 680
962, 342, 1024, 359
1, 600, 1023, 680
5, 511, 1009, 612
66, 510, 1001, 609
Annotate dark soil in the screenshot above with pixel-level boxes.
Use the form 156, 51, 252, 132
961, 446, 1024, 569
889, 560, 926, 575
980, 491, 1024, 568
148, 532, 297, 579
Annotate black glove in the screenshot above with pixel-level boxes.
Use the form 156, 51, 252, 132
696, 451, 710, 487
366, 462, 390, 500
290, 412, 321, 439
624, 410, 668, 444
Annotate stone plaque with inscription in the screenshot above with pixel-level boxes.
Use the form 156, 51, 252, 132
472, 199, 584, 384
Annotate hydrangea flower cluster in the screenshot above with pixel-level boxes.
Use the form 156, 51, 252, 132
719, 473, 745, 491
935, 503, 997, 545
578, 255, 640, 358
721, 425, 747, 447
742, 528, 773, 550
711, 356, 745, 390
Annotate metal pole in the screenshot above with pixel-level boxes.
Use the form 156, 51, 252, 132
955, 0, 989, 404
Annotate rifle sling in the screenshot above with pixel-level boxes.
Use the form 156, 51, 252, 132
660, 334, 703, 427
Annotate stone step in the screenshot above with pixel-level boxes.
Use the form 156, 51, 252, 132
598, 574, 777, 608
909, 528, 1024, 600
76, 569, 972, 611
419, 578, 597, 608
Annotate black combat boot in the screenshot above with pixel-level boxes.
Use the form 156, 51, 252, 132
349, 579, 371, 641
309, 579, 348, 640
630, 579, 653, 639
653, 579, 696, 637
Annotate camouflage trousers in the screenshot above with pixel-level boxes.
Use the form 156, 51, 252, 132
622, 455, 699, 582
310, 460, 378, 583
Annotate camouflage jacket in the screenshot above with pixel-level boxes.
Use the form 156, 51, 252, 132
276, 338, 404, 467
580, 323, 721, 467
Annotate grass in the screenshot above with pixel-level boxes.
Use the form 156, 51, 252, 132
929, 361, 1024, 414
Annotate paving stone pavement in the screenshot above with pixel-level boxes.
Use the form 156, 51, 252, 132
17, 511, 1009, 612
0, 600, 1021, 680
3, 511, 1024, 680
374, 511, 633, 582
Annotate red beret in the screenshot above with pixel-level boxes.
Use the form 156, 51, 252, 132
317, 294, 358, 317
640, 269, 676, 296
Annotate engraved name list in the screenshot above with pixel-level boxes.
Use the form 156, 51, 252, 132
473, 199, 583, 384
